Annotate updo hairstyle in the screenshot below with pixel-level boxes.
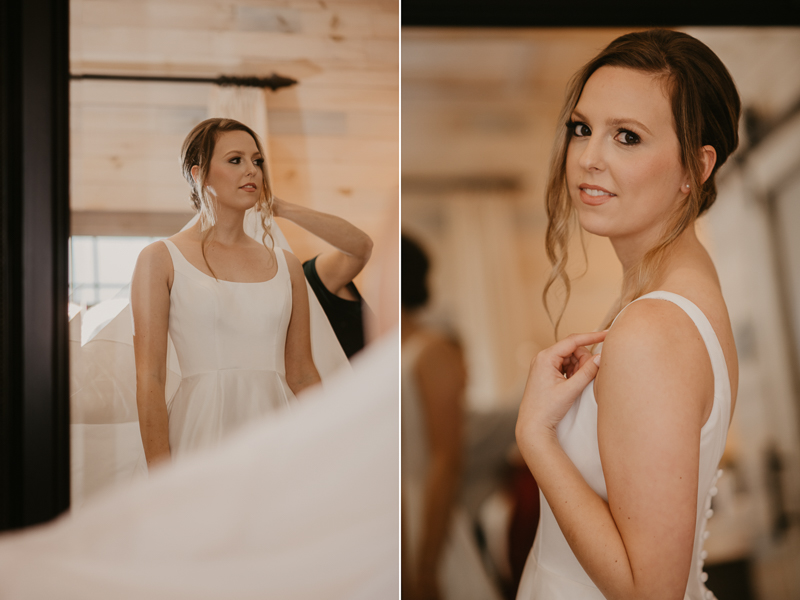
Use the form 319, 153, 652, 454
180, 118, 275, 249
543, 29, 741, 335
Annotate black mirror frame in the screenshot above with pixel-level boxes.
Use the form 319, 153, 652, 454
0, 0, 70, 531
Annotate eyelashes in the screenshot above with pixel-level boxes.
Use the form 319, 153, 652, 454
615, 130, 640, 145
565, 120, 641, 146
228, 157, 265, 166
566, 120, 592, 138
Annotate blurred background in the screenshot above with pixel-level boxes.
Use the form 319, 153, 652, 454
402, 26, 800, 600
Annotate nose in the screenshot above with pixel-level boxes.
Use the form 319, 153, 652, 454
576, 136, 606, 172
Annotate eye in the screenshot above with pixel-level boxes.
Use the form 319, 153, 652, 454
254, 158, 264, 166
229, 157, 241, 164
568, 121, 591, 137
615, 129, 641, 145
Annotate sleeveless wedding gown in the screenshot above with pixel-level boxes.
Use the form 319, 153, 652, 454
516, 291, 731, 600
162, 240, 295, 455
69, 213, 350, 506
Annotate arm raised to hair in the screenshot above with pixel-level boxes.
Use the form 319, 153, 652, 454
273, 197, 373, 297
283, 249, 322, 395
130, 241, 174, 468
516, 300, 712, 600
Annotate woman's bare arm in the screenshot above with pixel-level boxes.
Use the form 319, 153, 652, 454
130, 241, 173, 468
273, 197, 373, 297
516, 300, 713, 600
283, 250, 321, 395
412, 335, 466, 600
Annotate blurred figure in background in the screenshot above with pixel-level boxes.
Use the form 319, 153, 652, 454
401, 233, 502, 600
273, 197, 373, 358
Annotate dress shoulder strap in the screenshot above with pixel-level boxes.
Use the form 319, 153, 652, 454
273, 246, 287, 271
618, 291, 731, 433
161, 239, 186, 271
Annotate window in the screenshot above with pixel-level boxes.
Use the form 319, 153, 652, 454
69, 236, 162, 307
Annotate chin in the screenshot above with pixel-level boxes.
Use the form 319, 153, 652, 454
574, 203, 618, 239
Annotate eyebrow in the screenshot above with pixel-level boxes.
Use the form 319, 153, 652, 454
571, 110, 653, 136
223, 150, 263, 157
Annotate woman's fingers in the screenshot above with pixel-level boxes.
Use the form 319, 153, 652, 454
537, 331, 604, 380
545, 330, 607, 363
574, 346, 594, 371
563, 351, 602, 395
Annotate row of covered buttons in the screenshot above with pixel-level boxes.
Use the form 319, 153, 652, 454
697, 469, 723, 599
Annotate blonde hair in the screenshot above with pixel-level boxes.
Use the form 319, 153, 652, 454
543, 29, 741, 337
180, 118, 275, 276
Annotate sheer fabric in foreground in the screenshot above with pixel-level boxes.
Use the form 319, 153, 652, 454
0, 331, 398, 599
517, 292, 730, 600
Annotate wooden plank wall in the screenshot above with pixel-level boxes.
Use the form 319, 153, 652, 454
70, 0, 398, 295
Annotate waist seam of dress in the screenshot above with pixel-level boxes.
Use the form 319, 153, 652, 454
180, 368, 286, 379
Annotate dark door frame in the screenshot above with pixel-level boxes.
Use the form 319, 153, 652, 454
0, 0, 70, 530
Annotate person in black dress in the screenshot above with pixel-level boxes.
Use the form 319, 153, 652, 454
273, 197, 373, 358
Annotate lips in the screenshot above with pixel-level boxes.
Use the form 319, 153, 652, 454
578, 184, 615, 206
240, 183, 257, 192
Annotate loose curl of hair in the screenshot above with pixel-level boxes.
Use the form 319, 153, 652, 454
543, 29, 741, 337
180, 118, 275, 277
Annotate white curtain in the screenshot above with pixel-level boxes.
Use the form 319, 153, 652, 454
207, 85, 272, 166
433, 194, 534, 409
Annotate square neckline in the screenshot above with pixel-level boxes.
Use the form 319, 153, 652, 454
163, 239, 283, 285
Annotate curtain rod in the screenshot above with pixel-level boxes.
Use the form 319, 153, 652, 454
69, 73, 298, 91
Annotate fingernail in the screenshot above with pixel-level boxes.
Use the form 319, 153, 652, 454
593, 354, 601, 366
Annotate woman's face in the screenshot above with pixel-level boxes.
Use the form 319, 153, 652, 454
203, 130, 264, 212
565, 66, 688, 251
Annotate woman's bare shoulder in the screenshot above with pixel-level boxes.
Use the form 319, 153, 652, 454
602, 299, 710, 369
134, 240, 173, 280
596, 298, 713, 417
280, 248, 305, 281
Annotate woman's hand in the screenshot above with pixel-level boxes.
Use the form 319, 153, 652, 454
516, 331, 607, 445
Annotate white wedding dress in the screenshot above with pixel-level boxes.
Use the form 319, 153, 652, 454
162, 240, 295, 455
516, 291, 730, 600
69, 212, 350, 506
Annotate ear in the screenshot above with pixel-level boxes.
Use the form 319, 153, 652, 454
699, 145, 717, 184
190, 165, 200, 185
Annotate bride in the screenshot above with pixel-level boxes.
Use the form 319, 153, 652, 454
515, 30, 740, 599
132, 118, 320, 466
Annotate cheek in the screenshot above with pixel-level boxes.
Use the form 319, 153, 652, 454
565, 143, 578, 181
619, 153, 680, 196
207, 164, 236, 190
